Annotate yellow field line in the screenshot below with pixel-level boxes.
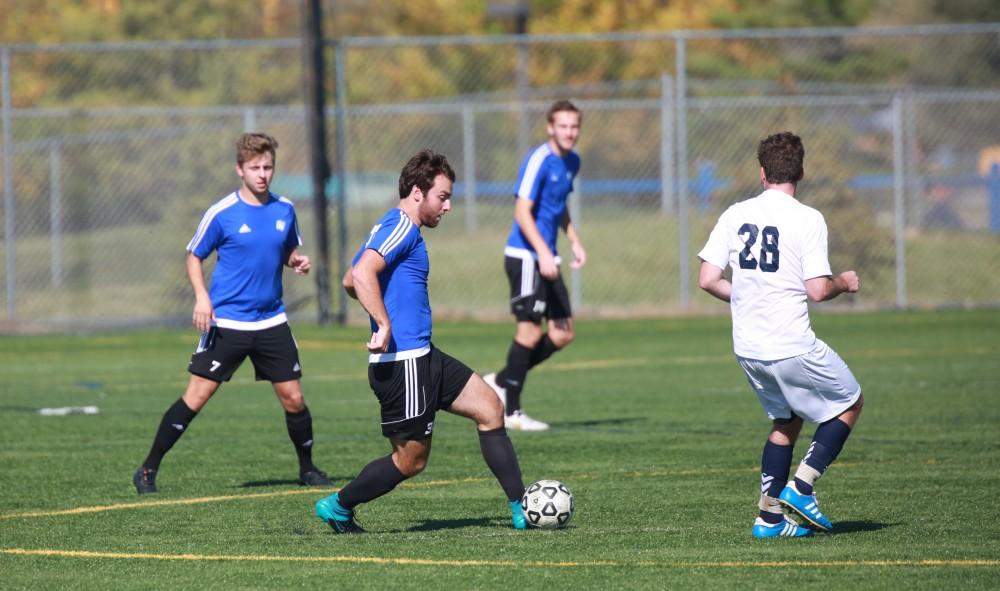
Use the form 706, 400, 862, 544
9, 464, 877, 522
0, 467, 742, 521
0, 488, 331, 520
2, 548, 997, 569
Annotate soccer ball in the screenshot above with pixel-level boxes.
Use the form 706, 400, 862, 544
521, 479, 574, 529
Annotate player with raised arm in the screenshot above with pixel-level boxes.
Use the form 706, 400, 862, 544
132, 133, 332, 494
483, 100, 587, 431
314, 150, 527, 533
697, 132, 864, 538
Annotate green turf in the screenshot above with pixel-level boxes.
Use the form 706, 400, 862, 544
1, 310, 999, 589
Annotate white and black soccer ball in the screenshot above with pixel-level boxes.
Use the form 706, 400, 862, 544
521, 479, 574, 529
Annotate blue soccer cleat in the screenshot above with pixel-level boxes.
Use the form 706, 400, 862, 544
316, 492, 366, 534
510, 499, 527, 530
778, 483, 833, 531
752, 516, 814, 538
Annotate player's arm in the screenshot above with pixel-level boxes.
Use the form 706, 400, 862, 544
286, 248, 310, 275
341, 267, 357, 300
514, 197, 559, 279
560, 210, 586, 269
186, 252, 215, 332
350, 249, 392, 353
805, 271, 859, 302
698, 260, 731, 303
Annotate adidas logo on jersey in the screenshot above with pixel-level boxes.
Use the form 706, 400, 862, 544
239, 223, 251, 234
276, 219, 286, 231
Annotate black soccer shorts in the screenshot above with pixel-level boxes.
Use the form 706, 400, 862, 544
188, 323, 302, 383
504, 254, 572, 323
367, 345, 474, 440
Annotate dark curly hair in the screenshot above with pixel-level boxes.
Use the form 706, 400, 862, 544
758, 132, 804, 184
398, 149, 456, 199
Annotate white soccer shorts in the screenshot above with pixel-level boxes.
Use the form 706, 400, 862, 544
737, 339, 862, 424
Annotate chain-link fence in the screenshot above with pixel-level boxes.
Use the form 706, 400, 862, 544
2, 25, 999, 329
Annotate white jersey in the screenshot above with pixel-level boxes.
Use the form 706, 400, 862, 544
698, 188, 832, 360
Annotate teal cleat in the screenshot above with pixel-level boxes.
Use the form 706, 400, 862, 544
752, 516, 814, 538
316, 493, 366, 534
510, 499, 527, 530
778, 483, 833, 531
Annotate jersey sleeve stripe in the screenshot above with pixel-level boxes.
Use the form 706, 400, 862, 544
377, 211, 413, 257
516, 145, 550, 200
277, 197, 304, 247
186, 193, 238, 252
377, 211, 408, 256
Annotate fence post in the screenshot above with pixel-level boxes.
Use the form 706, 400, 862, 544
570, 178, 582, 311
243, 106, 257, 132
461, 103, 478, 234
333, 40, 350, 325
660, 74, 674, 215
990, 163, 1000, 233
49, 145, 62, 288
904, 93, 922, 227
675, 35, 690, 309
2, 47, 14, 321
892, 94, 908, 309
303, 0, 333, 325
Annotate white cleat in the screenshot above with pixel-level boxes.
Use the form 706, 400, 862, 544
483, 373, 507, 409
505, 410, 549, 431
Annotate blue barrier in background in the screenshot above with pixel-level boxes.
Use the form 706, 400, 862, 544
274, 163, 1000, 232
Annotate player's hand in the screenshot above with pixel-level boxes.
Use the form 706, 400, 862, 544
367, 324, 391, 353
289, 253, 311, 275
840, 271, 860, 293
538, 252, 560, 280
192, 298, 215, 332
569, 240, 587, 270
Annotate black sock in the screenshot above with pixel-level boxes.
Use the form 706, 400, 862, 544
285, 406, 315, 473
759, 440, 793, 523
527, 335, 559, 370
338, 455, 407, 509
761, 440, 794, 498
141, 398, 198, 471
497, 340, 532, 414
478, 427, 525, 502
796, 418, 853, 495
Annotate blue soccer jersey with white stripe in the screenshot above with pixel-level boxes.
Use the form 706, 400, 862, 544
353, 208, 431, 358
505, 142, 581, 259
186, 191, 301, 327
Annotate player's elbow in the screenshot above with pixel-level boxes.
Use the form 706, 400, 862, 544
806, 281, 830, 302
698, 266, 721, 292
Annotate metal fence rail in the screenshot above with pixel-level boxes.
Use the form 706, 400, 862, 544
2, 24, 999, 329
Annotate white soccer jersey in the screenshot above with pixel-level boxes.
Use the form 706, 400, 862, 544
698, 188, 832, 360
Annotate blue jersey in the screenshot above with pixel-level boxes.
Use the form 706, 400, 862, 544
505, 142, 581, 260
187, 191, 301, 330
353, 208, 431, 361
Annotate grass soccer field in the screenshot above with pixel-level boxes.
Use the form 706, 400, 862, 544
1, 310, 998, 589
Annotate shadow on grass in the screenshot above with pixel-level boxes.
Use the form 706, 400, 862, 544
404, 517, 495, 532
238, 478, 347, 489
552, 417, 647, 430
826, 520, 895, 535
0, 405, 38, 413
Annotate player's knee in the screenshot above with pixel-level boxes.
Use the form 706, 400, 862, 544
482, 404, 505, 431
397, 456, 428, 477
549, 330, 574, 348
848, 392, 864, 415
277, 390, 305, 412
516, 326, 544, 347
